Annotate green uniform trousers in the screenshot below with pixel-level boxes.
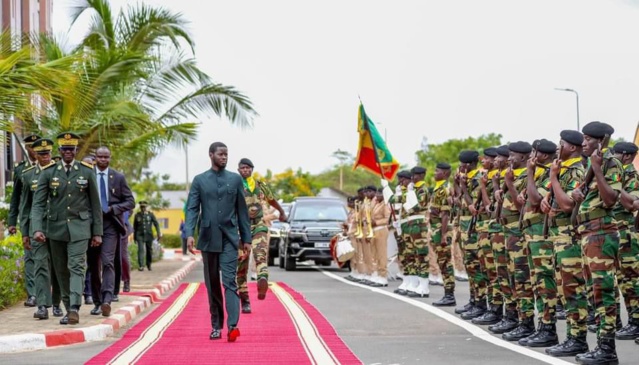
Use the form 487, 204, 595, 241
49, 239, 88, 310
31, 239, 61, 307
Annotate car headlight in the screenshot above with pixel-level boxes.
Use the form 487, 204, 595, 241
288, 229, 308, 242
269, 228, 281, 238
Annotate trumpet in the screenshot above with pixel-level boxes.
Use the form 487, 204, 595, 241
365, 198, 375, 239
354, 201, 364, 238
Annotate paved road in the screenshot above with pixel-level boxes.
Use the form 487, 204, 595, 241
2, 259, 637, 364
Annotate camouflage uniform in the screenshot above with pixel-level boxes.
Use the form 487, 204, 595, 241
613, 163, 639, 323
430, 180, 454, 290
389, 191, 407, 274
576, 149, 622, 339
522, 164, 557, 325
403, 181, 430, 279
478, 170, 502, 308
237, 179, 276, 302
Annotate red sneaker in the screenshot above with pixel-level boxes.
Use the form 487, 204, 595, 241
228, 327, 240, 342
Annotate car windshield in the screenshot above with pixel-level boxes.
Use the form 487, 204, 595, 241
292, 201, 347, 221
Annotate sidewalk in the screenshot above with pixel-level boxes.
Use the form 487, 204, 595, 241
0, 252, 199, 353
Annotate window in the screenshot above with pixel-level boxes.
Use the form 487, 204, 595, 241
158, 218, 169, 229
292, 201, 347, 221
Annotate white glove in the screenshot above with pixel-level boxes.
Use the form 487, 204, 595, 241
381, 179, 389, 188
407, 182, 415, 191
395, 185, 403, 197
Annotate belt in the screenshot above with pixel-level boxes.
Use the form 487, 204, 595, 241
373, 226, 388, 232
614, 212, 634, 224
577, 209, 610, 224
499, 215, 519, 226
551, 217, 572, 227
520, 215, 543, 229
478, 213, 490, 221
407, 215, 425, 222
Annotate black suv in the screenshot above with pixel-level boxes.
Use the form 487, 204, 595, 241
279, 197, 348, 271
267, 203, 291, 266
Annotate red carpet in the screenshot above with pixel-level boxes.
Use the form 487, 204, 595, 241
87, 282, 361, 365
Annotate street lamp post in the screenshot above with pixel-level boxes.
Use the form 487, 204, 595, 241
554, 88, 580, 131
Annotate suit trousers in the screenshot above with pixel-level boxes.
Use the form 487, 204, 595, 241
87, 226, 119, 305
202, 238, 240, 330
114, 235, 130, 295
49, 239, 88, 310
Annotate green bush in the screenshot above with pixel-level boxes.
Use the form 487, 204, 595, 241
161, 234, 182, 249
128, 240, 163, 270
0, 233, 26, 310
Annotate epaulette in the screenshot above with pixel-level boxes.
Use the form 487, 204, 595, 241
22, 165, 36, 173
41, 162, 56, 170
81, 161, 94, 169
14, 160, 25, 168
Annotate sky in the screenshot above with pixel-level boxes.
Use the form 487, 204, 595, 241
52, 0, 639, 183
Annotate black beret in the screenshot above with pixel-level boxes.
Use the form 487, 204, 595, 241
532, 140, 540, 149
536, 139, 557, 154
365, 185, 377, 191
613, 142, 638, 155
347, 196, 356, 203
496, 145, 510, 157
238, 158, 254, 168
23, 134, 42, 144
356, 187, 365, 193
560, 130, 584, 146
377, 187, 384, 193
397, 170, 412, 179
582, 121, 614, 139
411, 166, 426, 175
436, 162, 451, 170
458, 150, 479, 163
483, 147, 497, 157
508, 141, 532, 154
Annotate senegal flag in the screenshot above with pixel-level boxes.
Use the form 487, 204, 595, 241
353, 104, 399, 180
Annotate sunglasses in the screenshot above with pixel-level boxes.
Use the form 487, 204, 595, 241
59, 147, 77, 152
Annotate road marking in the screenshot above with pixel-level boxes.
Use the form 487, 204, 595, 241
319, 270, 573, 365
271, 282, 340, 365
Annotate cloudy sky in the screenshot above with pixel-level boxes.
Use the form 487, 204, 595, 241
53, 0, 639, 183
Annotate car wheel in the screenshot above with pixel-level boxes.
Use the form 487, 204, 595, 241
320, 260, 331, 267
278, 242, 285, 268
267, 252, 275, 267
284, 250, 296, 271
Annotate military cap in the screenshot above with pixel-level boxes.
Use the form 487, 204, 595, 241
483, 147, 497, 157
356, 187, 365, 193
397, 170, 412, 179
52, 155, 62, 162
458, 150, 479, 163
560, 130, 584, 146
364, 185, 377, 191
536, 139, 557, 154
23, 134, 42, 145
436, 162, 451, 170
411, 166, 426, 175
377, 187, 384, 193
238, 158, 254, 168
496, 145, 510, 157
582, 121, 614, 139
31, 138, 54, 154
139, 200, 149, 206
613, 142, 638, 155
508, 141, 532, 154
57, 132, 80, 147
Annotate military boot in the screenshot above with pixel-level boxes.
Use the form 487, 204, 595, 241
586, 308, 596, 326
545, 335, 589, 357
556, 303, 566, 320
454, 298, 475, 315
472, 304, 502, 325
33, 306, 49, 320
432, 289, 456, 307
520, 322, 559, 347
575, 337, 618, 365
488, 310, 518, 334
240, 293, 251, 314
503, 316, 535, 341
461, 300, 487, 320
616, 318, 639, 340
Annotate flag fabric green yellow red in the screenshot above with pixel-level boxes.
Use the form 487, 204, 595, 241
353, 104, 400, 180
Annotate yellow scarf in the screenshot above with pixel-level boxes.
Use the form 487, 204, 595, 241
499, 167, 526, 178
467, 169, 479, 179
415, 181, 426, 188
434, 180, 445, 190
487, 169, 498, 179
560, 157, 582, 175
244, 176, 256, 193
534, 163, 551, 180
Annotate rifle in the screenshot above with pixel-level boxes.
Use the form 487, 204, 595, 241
12, 132, 33, 168
468, 190, 482, 234
542, 142, 563, 238
495, 162, 512, 221
570, 134, 611, 227
519, 146, 540, 230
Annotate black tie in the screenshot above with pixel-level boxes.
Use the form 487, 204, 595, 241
65, 164, 71, 176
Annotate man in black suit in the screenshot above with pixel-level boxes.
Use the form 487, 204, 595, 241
88, 146, 135, 316
185, 142, 252, 342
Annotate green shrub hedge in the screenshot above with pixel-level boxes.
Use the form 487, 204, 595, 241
161, 234, 182, 249
128, 240, 163, 270
0, 233, 26, 310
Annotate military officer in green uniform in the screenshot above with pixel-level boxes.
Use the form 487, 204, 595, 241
19, 138, 63, 319
7, 134, 40, 307
133, 201, 161, 271
31, 132, 103, 325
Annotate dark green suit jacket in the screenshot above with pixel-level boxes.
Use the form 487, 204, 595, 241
31, 160, 103, 241
185, 168, 251, 252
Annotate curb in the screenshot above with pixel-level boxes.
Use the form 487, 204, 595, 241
0, 260, 197, 353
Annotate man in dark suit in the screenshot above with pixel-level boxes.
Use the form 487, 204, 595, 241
88, 146, 135, 316
185, 141, 252, 342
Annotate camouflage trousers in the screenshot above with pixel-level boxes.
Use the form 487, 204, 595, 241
617, 227, 639, 320
579, 217, 620, 338
504, 224, 534, 321
402, 219, 429, 278
460, 217, 488, 303
524, 222, 557, 324
477, 220, 500, 305
394, 228, 406, 272
237, 227, 269, 300
551, 224, 588, 338
431, 223, 454, 291
489, 221, 512, 310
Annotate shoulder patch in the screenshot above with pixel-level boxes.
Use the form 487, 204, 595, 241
81, 161, 94, 169
41, 162, 56, 170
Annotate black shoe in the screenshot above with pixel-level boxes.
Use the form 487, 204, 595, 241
396, 289, 408, 296
241, 302, 252, 314
147, 266, 152, 271
575, 337, 618, 365
112, 295, 119, 302
407, 291, 429, 298
472, 308, 502, 325
67, 309, 79, 325
545, 335, 589, 357
455, 300, 474, 314
138, 267, 144, 271
123, 281, 130, 292
556, 305, 567, 320
488, 312, 519, 334
461, 303, 487, 320
84, 296, 94, 305
503, 318, 535, 341
52, 306, 63, 317
520, 323, 559, 348
588, 324, 598, 333
59, 314, 69, 325
586, 309, 596, 325
433, 291, 456, 307
34, 306, 49, 320
615, 320, 639, 340
24, 296, 36, 307
90, 305, 102, 315
209, 329, 222, 340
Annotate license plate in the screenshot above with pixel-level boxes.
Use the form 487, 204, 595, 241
315, 242, 329, 248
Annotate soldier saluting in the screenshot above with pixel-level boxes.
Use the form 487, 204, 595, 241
30, 132, 103, 325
